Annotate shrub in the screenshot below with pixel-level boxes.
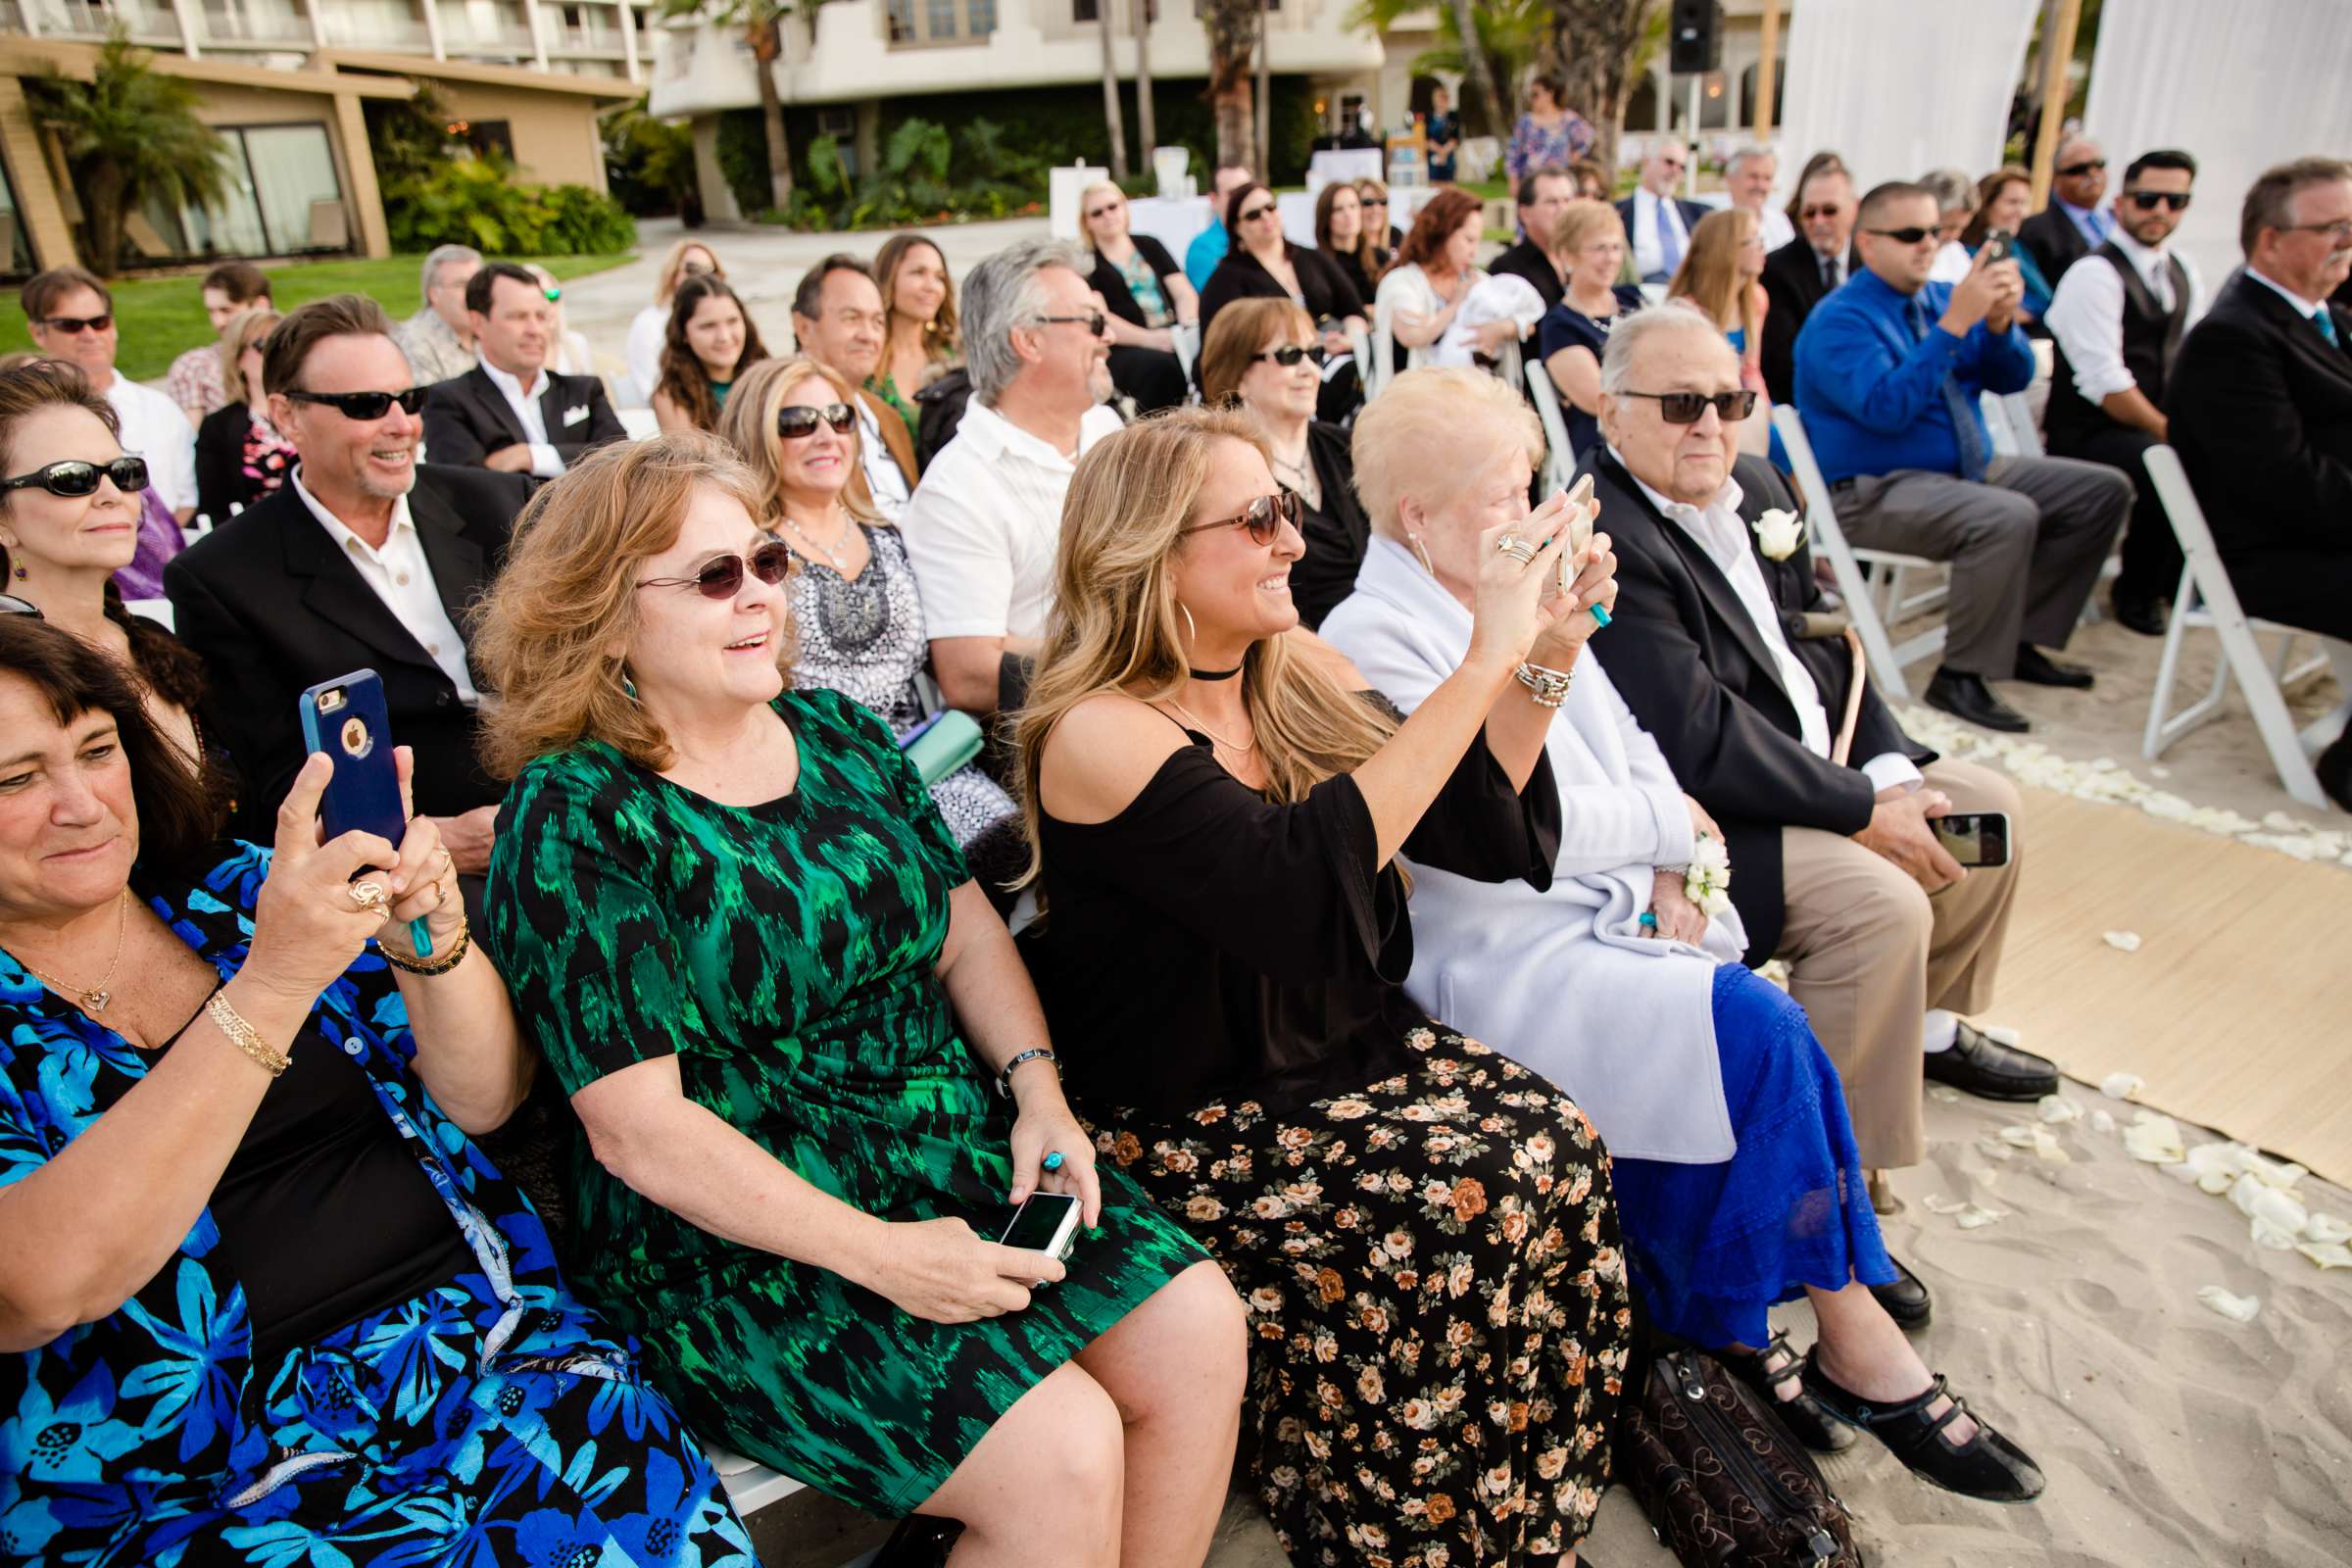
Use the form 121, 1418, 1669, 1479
383, 158, 637, 257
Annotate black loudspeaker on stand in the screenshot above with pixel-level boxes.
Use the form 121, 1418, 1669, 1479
1669, 0, 1724, 74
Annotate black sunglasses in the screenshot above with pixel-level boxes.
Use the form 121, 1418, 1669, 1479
1623, 389, 1759, 425
1864, 225, 1940, 246
285, 387, 429, 420
778, 402, 857, 440
1255, 345, 1313, 367
636, 539, 794, 600
1086, 202, 1121, 220
2058, 159, 2108, 176
1182, 490, 1301, 547
1361, 196, 1389, 207
37, 314, 112, 335
1800, 204, 1844, 220
2125, 189, 2191, 212
1, 457, 150, 498
1239, 203, 1279, 222
1033, 312, 1109, 337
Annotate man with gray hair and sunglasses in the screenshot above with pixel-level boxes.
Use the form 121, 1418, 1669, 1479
900, 237, 1121, 716
395, 244, 484, 387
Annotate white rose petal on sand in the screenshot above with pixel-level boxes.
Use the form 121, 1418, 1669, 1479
2100, 1071, 2146, 1101
2103, 931, 2143, 953
2037, 1094, 2084, 1124
2196, 1286, 2261, 1323
2297, 1242, 2352, 1270
2122, 1112, 2186, 1164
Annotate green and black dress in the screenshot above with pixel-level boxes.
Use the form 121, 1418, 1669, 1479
484, 687, 1205, 1514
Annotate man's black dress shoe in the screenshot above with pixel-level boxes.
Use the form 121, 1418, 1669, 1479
1924, 1020, 2059, 1102
2317, 733, 2352, 814
2011, 644, 2095, 688
2109, 587, 2169, 636
1869, 1254, 1933, 1330
1800, 1353, 2046, 1502
1924, 667, 2031, 733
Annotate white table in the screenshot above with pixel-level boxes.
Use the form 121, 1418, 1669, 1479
1127, 195, 1215, 268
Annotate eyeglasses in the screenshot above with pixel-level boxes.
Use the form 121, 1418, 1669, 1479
777, 402, 857, 440
1032, 312, 1109, 337
1864, 226, 1938, 246
1800, 204, 1844, 220
1622, 389, 1759, 424
1181, 490, 1300, 547
1, 457, 150, 498
1254, 345, 1313, 367
2285, 218, 2352, 240
1239, 203, 1278, 222
284, 387, 429, 420
2124, 190, 2191, 213
36, 314, 112, 335
2057, 159, 2108, 176
1085, 202, 1121, 220
636, 539, 794, 600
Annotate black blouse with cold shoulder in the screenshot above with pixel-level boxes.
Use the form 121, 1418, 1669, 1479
1024, 703, 1559, 1114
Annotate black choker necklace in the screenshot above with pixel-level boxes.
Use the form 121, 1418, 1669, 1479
1188, 663, 1245, 681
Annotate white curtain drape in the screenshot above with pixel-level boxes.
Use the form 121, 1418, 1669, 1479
2084, 0, 2352, 290
1776, 0, 2040, 195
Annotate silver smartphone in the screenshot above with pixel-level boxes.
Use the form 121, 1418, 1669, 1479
1000, 1192, 1083, 1283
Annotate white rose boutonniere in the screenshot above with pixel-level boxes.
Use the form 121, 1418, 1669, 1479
1752, 507, 1806, 562
1685, 833, 1734, 917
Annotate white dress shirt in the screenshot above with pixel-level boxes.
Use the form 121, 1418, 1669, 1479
1616, 455, 1921, 794
1698, 193, 1795, 252
104, 374, 198, 514
1928, 240, 1974, 285
2243, 267, 2328, 321
899, 399, 1124, 643
478, 360, 564, 477
289, 466, 480, 705
854, 394, 910, 522
2043, 227, 2206, 404
1630, 187, 1694, 282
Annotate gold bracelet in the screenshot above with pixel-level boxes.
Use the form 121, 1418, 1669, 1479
381, 921, 470, 977
207, 990, 290, 1077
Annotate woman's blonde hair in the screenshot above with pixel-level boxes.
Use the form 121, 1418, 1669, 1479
1076, 180, 1124, 254
1197, 297, 1314, 407
474, 433, 786, 780
1553, 197, 1626, 270
654, 238, 723, 306
1351, 367, 1544, 542
874, 232, 960, 364
718, 354, 882, 529
1668, 207, 1762, 343
1013, 408, 1396, 888
217, 307, 282, 406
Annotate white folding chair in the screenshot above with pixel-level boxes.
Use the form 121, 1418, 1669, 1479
1169, 320, 1201, 400
1364, 296, 1397, 401
1770, 405, 1946, 702
702, 1443, 806, 1516
1524, 357, 1575, 496
2139, 445, 2351, 809
2000, 391, 2045, 458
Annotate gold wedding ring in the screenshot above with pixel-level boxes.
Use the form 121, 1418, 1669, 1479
1497, 534, 1540, 566
349, 881, 388, 911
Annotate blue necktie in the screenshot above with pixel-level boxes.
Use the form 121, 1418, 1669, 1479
1657, 201, 1684, 277
1914, 297, 1989, 481
2318, 310, 2342, 348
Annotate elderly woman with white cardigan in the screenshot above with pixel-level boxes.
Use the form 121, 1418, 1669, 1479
1320, 368, 2047, 1505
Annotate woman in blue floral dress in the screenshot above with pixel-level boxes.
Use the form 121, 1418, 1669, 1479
0, 613, 754, 1567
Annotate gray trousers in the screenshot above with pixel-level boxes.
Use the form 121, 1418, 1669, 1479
1833, 455, 2133, 678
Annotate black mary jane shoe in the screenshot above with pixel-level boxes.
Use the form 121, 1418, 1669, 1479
1722, 1331, 1857, 1453
1799, 1352, 2046, 1502
1869, 1253, 1934, 1330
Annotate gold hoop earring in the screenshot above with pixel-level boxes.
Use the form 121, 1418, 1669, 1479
1410, 535, 1436, 576
1178, 601, 1198, 646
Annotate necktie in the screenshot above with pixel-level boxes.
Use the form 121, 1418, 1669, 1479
2317, 310, 2341, 348
1820, 252, 1840, 290
1657, 200, 1684, 277
1913, 297, 1989, 481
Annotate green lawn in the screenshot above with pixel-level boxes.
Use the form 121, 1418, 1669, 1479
3, 252, 632, 383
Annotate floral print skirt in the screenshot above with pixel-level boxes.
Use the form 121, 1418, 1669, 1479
1093, 1026, 1632, 1567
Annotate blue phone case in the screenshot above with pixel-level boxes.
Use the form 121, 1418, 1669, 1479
298, 670, 430, 954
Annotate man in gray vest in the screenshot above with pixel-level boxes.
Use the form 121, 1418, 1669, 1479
2042, 149, 2203, 634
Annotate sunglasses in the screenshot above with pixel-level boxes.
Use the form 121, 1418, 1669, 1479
2058, 160, 2108, 176
285, 387, 429, 420
1, 457, 150, 498
1086, 202, 1121, 220
1239, 204, 1279, 222
1865, 225, 1939, 245
1362, 197, 1389, 207
36, 314, 113, 335
778, 402, 857, 439
1182, 490, 1301, 546
1033, 312, 1109, 337
1623, 389, 1759, 424
1255, 344, 1313, 367
636, 539, 794, 600
1800, 204, 1844, 220
2125, 190, 2191, 212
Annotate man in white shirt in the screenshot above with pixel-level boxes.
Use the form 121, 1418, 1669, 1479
1702, 145, 1796, 252
420, 262, 624, 479
166, 294, 531, 885
395, 245, 482, 387
1582, 309, 2054, 1306
789, 255, 916, 520
1616, 142, 1711, 283
2042, 149, 2203, 634
21, 266, 198, 525
901, 238, 1122, 715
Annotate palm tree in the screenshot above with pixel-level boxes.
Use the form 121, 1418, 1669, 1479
1350, 0, 1545, 139
1133, 0, 1156, 169
25, 32, 230, 278
664, 0, 824, 211
1546, 0, 1664, 174
1096, 0, 1129, 179
1200, 0, 1260, 172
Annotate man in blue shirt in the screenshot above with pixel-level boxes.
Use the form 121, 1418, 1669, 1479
1184, 164, 1256, 291
1794, 180, 2132, 733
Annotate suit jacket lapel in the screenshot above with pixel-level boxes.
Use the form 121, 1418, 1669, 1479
1601, 451, 1789, 702
407, 480, 489, 644
279, 490, 443, 673
466, 368, 532, 451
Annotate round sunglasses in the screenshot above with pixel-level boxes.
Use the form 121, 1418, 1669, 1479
778, 402, 857, 440
2, 457, 150, 498
1181, 489, 1301, 546
636, 539, 794, 600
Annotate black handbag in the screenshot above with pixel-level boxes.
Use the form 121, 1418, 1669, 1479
1619, 1346, 1864, 1568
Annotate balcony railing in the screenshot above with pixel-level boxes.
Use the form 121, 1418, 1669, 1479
196, 3, 316, 46
28, 0, 181, 39
436, 1, 534, 51
546, 21, 623, 52
317, 0, 430, 48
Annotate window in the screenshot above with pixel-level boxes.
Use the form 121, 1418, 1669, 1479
967, 0, 992, 31
886, 0, 913, 40
925, 0, 956, 37
144, 122, 349, 260
0, 146, 33, 279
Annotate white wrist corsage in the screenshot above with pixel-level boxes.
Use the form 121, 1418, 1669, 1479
1752, 507, 1806, 562
1685, 832, 1734, 915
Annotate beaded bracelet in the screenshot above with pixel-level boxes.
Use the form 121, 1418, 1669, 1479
382, 921, 471, 977
1514, 661, 1575, 709
207, 990, 290, 1077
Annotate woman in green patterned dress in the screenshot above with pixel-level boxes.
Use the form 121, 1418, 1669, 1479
475, 434, 1247, 1567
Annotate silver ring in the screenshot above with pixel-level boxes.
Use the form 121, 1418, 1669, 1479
434, 880, 449, 910
1495, 532, 1527, 558
349, 881, 387, 911
1498, 541, 1540, 566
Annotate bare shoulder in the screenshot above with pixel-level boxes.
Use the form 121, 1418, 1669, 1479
1037, 691, 1192, 825
1281, 626, 1368, 691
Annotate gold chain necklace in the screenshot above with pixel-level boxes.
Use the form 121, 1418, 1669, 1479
1166, 697, 1259, 756
779, 511, 853, 573
14, 888, 130, 1013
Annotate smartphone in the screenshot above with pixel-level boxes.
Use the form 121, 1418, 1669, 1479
1000, 1191, 1083, 1280
1933, 809, 2012, 868
297, 670, 430, 953
1557, 471, 1598, 595
1981, 227, 2014, 264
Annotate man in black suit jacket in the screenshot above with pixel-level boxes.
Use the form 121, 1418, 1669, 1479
165, 294, 530, 883
1581, 307, 2057, 1243
1489, 168, 1578, 311
1758, 164, 1854, 404
1616, 141, 1712, 283
2015, 134, 2112, 285
420, 262, 624, 478
2166, 156, 2352, 806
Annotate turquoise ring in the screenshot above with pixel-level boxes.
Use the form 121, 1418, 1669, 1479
1590, 604, 1612, 629
1638, 911, 1657, 929
1042, 1152, 1066, 1173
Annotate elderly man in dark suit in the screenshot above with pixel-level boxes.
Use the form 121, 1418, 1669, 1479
419, 262, 623, 479
1759, 162, 1855, 404
2017, 134, 2113, 286
1617, 140, 1712, 283
1579, 308, 2059, 1326
167, 294, 530, 888
2168, 156, 2352, 808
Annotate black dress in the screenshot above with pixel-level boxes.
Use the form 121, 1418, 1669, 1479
1025, 712, 1630, 1566
1090, 234, 1192, 414
1199, 241, 1367, 335
1537, 285, 1646, 460
1283, 420, 1373, 629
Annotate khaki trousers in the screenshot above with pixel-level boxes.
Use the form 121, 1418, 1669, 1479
1775, 760, 2024, 1169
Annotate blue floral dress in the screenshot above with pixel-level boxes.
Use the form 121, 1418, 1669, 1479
0, 844, 757, 1568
